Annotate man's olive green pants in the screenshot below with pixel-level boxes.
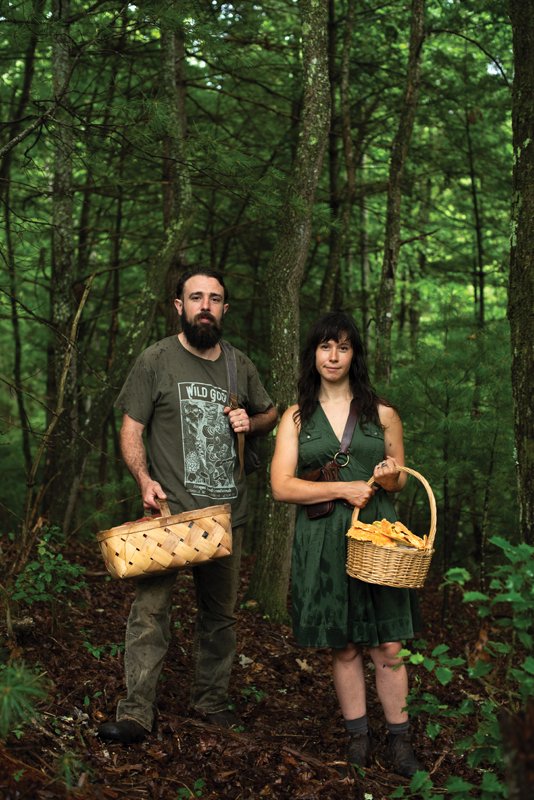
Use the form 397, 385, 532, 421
116, 526, 244, 731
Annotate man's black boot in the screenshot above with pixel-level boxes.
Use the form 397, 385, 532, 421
97, 718, 148, 744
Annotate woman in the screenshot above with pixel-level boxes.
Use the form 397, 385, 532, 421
270, 311, 421, 776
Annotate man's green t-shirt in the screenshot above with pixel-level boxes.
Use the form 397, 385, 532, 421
116, 336, 273, 527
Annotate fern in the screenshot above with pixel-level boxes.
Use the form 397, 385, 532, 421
0, 662, 48, 739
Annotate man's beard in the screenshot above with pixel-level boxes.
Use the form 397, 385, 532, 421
181, 312, 223, 350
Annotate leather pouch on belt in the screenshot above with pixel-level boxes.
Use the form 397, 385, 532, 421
301, 461, 340, 519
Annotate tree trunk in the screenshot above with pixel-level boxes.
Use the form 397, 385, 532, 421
339, 0, 359, 319
499, 701, 534, 800
374, 0, 425, 383
358, 177, 371, 351
508, 0, 534, 545
320, 0, 341, 310
321, 0, 361, 313
5, 189, 32, 476
410, 176, 431, 351
0, 0, 45, 204
249, 0, 331, 620
42, 0, 78, 532
0, 2, 44, 483
465, 108, 485, 328
161, 23, 193, 334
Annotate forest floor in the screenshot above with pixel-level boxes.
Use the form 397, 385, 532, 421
1, 542, 486, 800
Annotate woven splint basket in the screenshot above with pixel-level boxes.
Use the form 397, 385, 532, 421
346, 466, 436, 589
97, 502, 232, 579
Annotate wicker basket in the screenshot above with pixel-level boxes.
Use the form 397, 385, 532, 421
97, 502, 232, 580
346, 466, 436, 588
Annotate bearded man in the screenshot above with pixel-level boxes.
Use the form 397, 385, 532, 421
97, 268, 278, 744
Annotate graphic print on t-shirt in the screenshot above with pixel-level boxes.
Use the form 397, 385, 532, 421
178, 381, 238, 499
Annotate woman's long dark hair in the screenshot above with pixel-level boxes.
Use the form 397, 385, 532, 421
296, 311, 384, 427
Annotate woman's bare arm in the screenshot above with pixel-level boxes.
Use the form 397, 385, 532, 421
270, 406, 375, 509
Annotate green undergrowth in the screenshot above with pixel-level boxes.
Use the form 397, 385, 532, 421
389, 535, 533, 799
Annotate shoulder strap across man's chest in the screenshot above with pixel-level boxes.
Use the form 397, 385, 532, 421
220, 340, 239, 410
220, 340, 245, 475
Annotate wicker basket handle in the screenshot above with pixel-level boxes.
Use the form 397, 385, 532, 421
351, 465, 437, 550
157, 499, 171, 518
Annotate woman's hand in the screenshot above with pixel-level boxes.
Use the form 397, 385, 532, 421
372, 456, 402, 492
342, 480, 376, 509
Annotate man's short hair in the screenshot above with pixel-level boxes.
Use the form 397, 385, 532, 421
175, 268, 229, 302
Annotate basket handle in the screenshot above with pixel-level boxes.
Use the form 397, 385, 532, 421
351, 465, 437, 549
157, 499, 171, 518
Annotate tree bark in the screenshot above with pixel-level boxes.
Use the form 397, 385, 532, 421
339, 0, 362, 324
410, 176, 430, 351
499, 701, 534, 800
374, 0, 425, 383
0, 2, 43, 475
42, 0, 78, 532
508, 0, 534, 545
320, 0, 341, 310
465, 108, 485, 328
5, 189, 32, 476
321, 0, 362, 314
161, 23, 193, 334
249, 0, 331, 621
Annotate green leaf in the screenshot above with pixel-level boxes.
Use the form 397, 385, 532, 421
444, 567, 471, 585
480, 771, 506, 795
518, 631, 533, 648
409, 652, 425, 665
456, 736, 474, 753
488, 535, 513, 551
463, 591, 490, 603
426, 720, 441, 740
490, 536, 534, 563
493, 590, 525, 604
435, 666, 454, 685
487, 641, 511, 655
458, 698, 477, 715
494, 616, 513, 628
446, 656, 466, 667
445, 776, 475, 792
521, 656, 534, 675
468, 661, 494, 679
409, 770, 432, 792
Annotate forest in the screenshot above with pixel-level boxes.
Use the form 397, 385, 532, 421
1, 1, 533, 798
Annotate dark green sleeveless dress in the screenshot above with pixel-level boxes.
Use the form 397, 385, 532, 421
292, 405, 421, 648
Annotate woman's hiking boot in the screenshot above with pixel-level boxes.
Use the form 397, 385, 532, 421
385, 732, 422, 777
347, 732, 372, 768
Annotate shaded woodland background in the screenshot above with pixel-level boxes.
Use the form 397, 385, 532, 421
1, 1, 534, 798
